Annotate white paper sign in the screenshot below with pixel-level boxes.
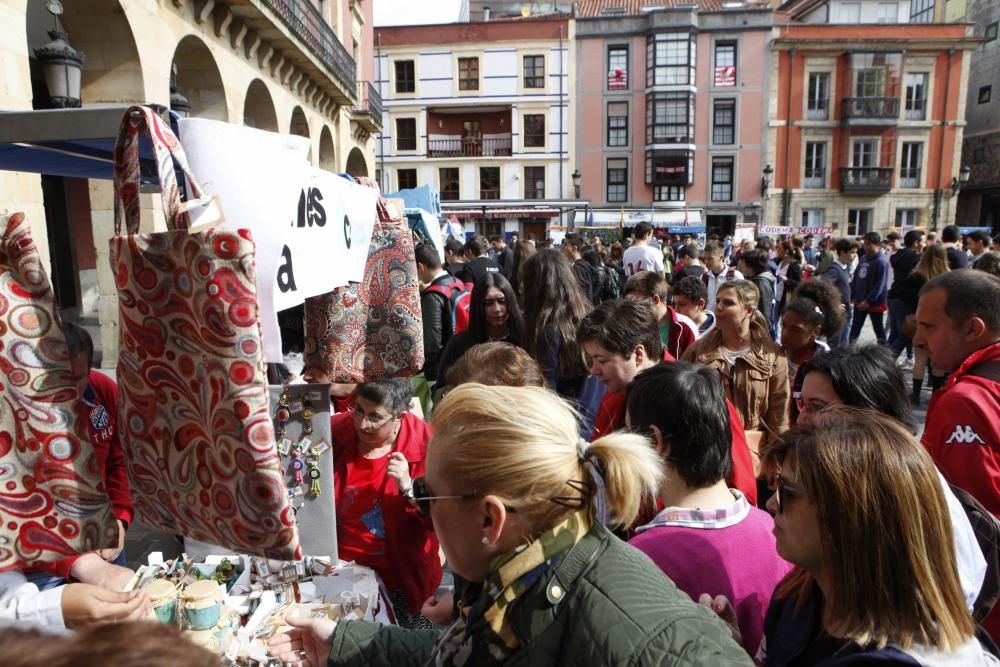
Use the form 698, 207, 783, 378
177, 118, 378, 361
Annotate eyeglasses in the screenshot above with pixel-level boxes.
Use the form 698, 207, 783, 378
411, 476, 518, 518
774, 473, 803, 514
794, 396, 830, 416
348, 405, 394, 428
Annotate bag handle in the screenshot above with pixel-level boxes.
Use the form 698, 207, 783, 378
113, 105, 204, 236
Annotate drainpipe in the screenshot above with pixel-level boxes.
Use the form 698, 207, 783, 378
931, 48, 954, 231
377, 33, 384, 192
559, 25, 565, 207
780, 48, 795, 227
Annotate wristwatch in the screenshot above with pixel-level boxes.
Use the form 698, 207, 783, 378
402, 485, 415, 501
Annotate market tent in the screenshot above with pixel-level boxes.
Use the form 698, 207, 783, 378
0, 106, 165, 183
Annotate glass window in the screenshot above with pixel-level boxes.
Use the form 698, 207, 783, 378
900, 142, 922, 188
905, 73, 928, 120
647, 92, 693, 144
396, 118, 416, 151
839, 2, 861, 22
801, 209, 824, 227
608, 46, 629, 89
852, 140, 878, 167
980, 86, 992, 105
986, 22, 999, 42
856, 68, 886, 98
440, 168, 459, 201
524, 166, 545, 199
397, 169, 417, 191
848, 209, 873, 236
607, 159, 627, 203
524, 114, 545, 148
909, 0, 934, 23
713, 41, 737, 87
711, 157, 734, 202
654, 186, 685, 202
608, 102, 628, 147
647, 33, 694, 87
523, 55, 545, 89
713, 99, 736, 145
395, 60, 415, 94
895, 209, 919, 227
459, 57, 479, 91
480, 167, 500, 199
877, 2, 898, 23
806, 72, 829, 120
804, 142, 826, 188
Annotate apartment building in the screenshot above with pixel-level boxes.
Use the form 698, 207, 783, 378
768, 0, 978, 234
375, 16, 574, 240
574, 0, 773, 238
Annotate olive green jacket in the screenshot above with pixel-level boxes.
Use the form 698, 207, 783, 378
327, 523, 753, 666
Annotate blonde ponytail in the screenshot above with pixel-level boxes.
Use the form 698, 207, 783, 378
584, 433, 663, 527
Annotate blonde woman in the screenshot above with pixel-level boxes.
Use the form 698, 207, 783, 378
894, 244, 950, 405
682, 280, 789, 475
746, 409, 997, 664
270, 384, 752, 667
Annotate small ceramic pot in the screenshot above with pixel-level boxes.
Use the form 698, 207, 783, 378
180, 580, 222, 630
146, 579, 177, 624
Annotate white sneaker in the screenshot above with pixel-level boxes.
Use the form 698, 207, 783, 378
899, 358, 914, 371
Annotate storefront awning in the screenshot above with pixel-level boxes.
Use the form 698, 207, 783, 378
0, 106, 164, 182
444, 207, 561, 219
574, 208, 703, 229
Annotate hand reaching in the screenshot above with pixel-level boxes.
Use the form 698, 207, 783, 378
98, 519, 127, 562
421, 591, 455, 625
268, 616, 337, 667
698, 593, 743, 647
61, 584, 151, 629
387, 452, 412, 495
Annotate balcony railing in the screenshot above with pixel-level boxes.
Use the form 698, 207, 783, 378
427, 137, 512, 158
353, 81, 383, 131
840, 167, 893, 194
841, 97, 900, 122
262, 0, 356, 97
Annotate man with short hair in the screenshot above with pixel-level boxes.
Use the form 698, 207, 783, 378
443, 237, 466, 278
489, 234, 514, 280
622, 222, 665, 277
802, 234, 817, 266
967, 230, 991, 267
941, 224, 970, 270
821, 238, 859, 347
624, 271, 700, 358
888, 229, 925, 364
737, 248, 776, 331
848, 231, 890, 345
672, 276, 714, 334
914, 270, 1000, 518
562, 233, 598, 304
702, 241, 743, 311
415, 243, 458, 385
672, 244, 706, 285
455, 235, 500, 284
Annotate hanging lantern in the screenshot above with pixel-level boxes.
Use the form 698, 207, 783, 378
169, 63, 192, 118
33, 1, 85, 109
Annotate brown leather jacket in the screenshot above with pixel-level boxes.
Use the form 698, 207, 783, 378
681, 317, 789, 451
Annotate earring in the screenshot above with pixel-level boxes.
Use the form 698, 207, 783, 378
481, 536, 490, 545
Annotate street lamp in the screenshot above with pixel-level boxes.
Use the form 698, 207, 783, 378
951, 165, 971, 195
169, 62, 192, 118
760, 164, 774, 198
33, 1, 85, 109
572, 169, 581, 199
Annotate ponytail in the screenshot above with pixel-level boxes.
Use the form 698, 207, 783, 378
583, 433, 663, 528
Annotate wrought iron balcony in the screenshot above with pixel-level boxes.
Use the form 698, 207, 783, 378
427, 136, 512, 158
261, 0, 356, 101
841, 97, 900, 124
840, 167, 893, 194
352, 81, 383, 132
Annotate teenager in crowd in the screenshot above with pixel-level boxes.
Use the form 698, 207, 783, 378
848, 232, 890, 345
673, 275, 715, 334
624, 271, 700, 358
627, 362, 791, 655
895, 244, 950, 404
820, 238, 858, 348
772, 241, 803, 336
271, 385, 753, 666
704, 240, 743, 311
941, 224, 970, 270
737, 249, 777, 337
887, 230, 925, 368
623, 221, 665, 277
510, 238, 535, 295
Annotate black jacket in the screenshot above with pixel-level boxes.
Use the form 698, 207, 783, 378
419, 273, 456, 380
456, 256, 500, 284
888, 248, 920, 295
494, 246, 514, 279
572, 259, 598, 304
750, 271, 777, 324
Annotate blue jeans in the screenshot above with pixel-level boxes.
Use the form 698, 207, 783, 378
888, 299, 914, 359
849, 305, 886, 345
831, 306, 852, 348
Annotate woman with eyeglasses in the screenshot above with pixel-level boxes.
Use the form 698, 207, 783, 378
751, 409, 998, 665
271, 384, 753, 667
780, 280, 846, 425
329, 378, 441, 629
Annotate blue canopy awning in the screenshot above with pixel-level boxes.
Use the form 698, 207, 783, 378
0, 106, 168, 183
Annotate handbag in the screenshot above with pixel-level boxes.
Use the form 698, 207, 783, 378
303, 180, 424, 383
111, 106, 299, 559
0, 212, 118, 571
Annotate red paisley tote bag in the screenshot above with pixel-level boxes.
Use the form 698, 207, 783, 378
0, 212, 118, 572
303, 182, 424, 383
111, 106, 299, 559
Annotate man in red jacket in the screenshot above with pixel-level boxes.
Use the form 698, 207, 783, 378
578, 299, 756, 505
915, 270, 1000, 517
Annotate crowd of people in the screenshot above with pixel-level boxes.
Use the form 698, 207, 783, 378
2, 221, 1000, 667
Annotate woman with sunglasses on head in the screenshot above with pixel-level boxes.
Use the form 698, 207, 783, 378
271, 384, 753, 667
752, 409, 998, 666
329, 378, 441, 629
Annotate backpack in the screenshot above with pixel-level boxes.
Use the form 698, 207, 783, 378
426, 278, 473, 336
605, 265, 625, 300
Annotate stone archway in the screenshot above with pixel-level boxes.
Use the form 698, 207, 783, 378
50, 0, 145, 103
318, 126, 336, 172
289, 106, 311, 162
346, 147, 369, 178
171, 35, 227, 120
243, 79, 278, 132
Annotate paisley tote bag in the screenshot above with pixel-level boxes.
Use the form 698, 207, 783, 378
111, 106, 299, 559
303, 182, 424, 383
0, 212, 118, 571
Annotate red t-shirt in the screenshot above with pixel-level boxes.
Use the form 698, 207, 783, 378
336, 452, 397, 589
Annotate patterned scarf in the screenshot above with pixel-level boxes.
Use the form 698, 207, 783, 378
430, 511, 590, 666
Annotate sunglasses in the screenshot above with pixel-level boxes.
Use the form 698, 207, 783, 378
774, 473, 803, 514
411, 477, 517, 518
